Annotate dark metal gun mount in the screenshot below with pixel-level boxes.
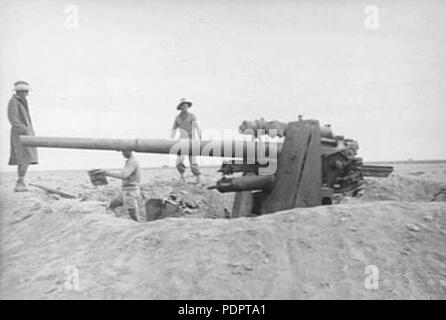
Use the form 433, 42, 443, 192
20, 116, 393, 218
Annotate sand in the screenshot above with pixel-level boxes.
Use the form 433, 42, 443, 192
0, 162, 445, 299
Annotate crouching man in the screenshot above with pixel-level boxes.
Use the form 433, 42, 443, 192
98, 150, 144, 222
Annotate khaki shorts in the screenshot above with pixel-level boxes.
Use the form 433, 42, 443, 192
109, 186, 144, 220
176, 154, 200, 176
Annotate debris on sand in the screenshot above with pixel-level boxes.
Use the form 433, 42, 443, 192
145, 191, 203, 221
432, 188, 446, 202
29, 183, 77, 199
139, 180, 234, 220
406, 223, 421, 232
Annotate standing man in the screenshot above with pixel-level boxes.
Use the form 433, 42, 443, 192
99, 150, 143, 222
170, 98, 202, 184
7, 81, 38, 192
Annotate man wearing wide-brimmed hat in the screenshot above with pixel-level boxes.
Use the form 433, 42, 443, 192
170, 98, 202, 184
7, 81, 38, 192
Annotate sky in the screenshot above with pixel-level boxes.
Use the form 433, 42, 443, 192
0, 0, 445, 171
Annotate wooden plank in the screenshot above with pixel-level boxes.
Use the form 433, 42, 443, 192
29, 183, 77, 199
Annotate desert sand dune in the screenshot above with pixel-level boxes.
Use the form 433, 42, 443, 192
0, 162, 445, 299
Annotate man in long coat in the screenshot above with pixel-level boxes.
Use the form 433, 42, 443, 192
7, 81, 38, 192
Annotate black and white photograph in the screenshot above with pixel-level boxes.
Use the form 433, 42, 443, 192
0, 0, 445, 302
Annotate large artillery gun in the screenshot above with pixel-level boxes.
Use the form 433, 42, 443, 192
20, 116, 392, 218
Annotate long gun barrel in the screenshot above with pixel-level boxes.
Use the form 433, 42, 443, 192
19, 136, 343, 159
20, 136, 280, 160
